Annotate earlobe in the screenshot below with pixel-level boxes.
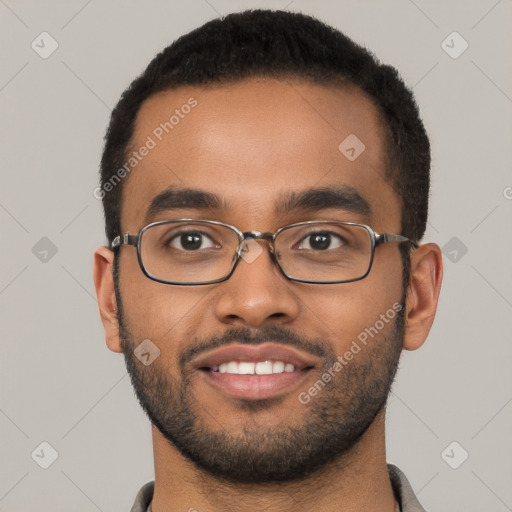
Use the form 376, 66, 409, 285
93, 246, 123, 353
403, 243, 443, 351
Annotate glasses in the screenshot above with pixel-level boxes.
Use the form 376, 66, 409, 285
111, 219, 418, 285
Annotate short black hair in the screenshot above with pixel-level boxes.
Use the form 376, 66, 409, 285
99, 9, 430, 254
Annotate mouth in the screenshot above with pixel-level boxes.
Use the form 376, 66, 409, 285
193, 343, 317, 400
210, 360, 300, 374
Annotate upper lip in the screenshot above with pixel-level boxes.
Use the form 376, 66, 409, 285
193, 343, 319, 371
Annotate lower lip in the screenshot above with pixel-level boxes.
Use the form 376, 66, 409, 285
200, 369, 312, 400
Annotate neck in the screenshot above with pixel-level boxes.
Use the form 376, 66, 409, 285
149, 410, 397, 512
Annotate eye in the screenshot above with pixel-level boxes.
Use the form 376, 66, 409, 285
297, 231, 346, 251
168, 231, 219, 251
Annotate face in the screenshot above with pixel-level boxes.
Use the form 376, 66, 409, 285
113, 78, 406, 483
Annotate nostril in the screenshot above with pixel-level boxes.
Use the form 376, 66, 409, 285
268, 312, 287, 320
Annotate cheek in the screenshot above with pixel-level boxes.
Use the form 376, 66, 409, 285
370, 245, 405, 299
307, 250, 403, 351
118, 251, 210, 343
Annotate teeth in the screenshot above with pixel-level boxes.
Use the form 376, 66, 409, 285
226, 361, 239, 373
238, 362, 255, 374
255, 361, 273, 375
211, 361, 296, 374
272, 361, 285, 373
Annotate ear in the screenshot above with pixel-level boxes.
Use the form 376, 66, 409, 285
93, 246, 123, 353
403, 243, 443, 351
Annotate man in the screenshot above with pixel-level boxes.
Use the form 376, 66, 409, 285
94, 9, 442, 512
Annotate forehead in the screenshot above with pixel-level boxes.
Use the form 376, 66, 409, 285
120, 78, 400, 232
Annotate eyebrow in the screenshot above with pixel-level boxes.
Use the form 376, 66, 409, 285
145, 188, 225, 223
276, 186, 371, 218
144, 185, 371, 224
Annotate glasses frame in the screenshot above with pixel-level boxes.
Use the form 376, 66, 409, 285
111, 218, 419, 286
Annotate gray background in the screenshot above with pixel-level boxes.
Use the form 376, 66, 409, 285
1, 0, 511, 510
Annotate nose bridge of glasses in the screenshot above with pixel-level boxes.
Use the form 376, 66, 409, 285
236, 231, 276, 260
241, 231, 273, 240
240, 231, 274, 246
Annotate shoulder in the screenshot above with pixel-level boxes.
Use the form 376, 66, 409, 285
130, 480, 155, 512
387, 464, 427, 512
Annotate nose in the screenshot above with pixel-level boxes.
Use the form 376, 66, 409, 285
213, 238, 301, 328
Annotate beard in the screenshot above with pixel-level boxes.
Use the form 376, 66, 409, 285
114, 265, 405, 484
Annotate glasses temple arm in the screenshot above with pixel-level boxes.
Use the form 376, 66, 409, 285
111, 233, 139, 249
376, 233, 419, 248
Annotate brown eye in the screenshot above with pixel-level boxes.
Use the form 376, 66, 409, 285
168, 231, 218, 251
298, 231, 346, 251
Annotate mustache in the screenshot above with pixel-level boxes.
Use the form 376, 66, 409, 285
179, 325, 332, 368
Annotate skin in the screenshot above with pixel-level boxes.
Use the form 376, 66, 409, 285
94, 78, 443, 512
